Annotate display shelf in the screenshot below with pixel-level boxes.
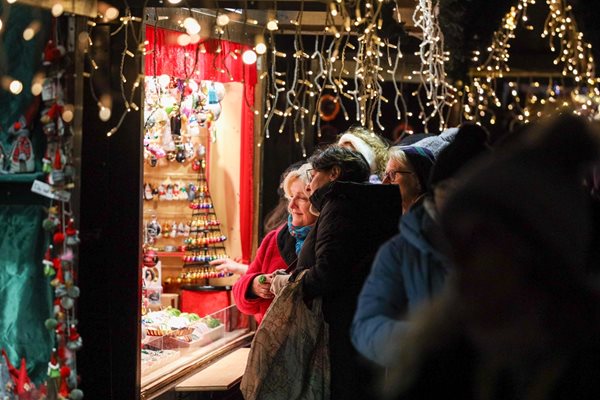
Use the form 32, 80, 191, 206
179, 284, 232, 291
0, 172, 45, 183
157, 251, 185, 258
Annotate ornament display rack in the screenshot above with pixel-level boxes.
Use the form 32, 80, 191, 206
143, 137, 206, 290
177, 157, 232, 290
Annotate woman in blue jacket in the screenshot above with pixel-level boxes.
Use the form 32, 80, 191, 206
351, 123, 490, 367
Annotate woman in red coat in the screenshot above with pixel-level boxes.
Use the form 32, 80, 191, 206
231, 163, 317, 324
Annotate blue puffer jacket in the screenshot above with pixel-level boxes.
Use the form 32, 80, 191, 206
351, 200, 452, 367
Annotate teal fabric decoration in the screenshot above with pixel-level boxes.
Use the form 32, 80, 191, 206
0, 205, 53, 384
0, 4, 50, 172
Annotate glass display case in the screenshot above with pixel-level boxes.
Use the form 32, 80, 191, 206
140, 304, 253, 399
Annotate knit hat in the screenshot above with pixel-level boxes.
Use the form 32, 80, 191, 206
338, 133, 377, 173
397, 132, 430, 146
441, 114, 600, 273
397, 146, 435, 192
429, 123, 491, 187
414, 127, 459, 158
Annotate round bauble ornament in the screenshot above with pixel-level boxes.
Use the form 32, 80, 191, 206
205, 103, 222, 121
213, 82, 225, 101
45, 318, 58, 330
61, 297, 74, 310
67, 286, 80, 298
69, 388, 84, 399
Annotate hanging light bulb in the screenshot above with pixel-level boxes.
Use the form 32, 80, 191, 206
255, 42, 267, 55
167, 0, 182, 4
0, 18, 3, 31
22, 21, 40, 41
177, 34, 191, 46
216, 14, 230, 27
51, 3, 64, 17
330, 2, 338, 16
62, 106, 74, 123
255, 34, 266, 55
242, 49, 257, 65
105, 7, 119, 21
183, 17, 201, 35
6, 0, 17, 3
266, 19, 279, 31
31, 82, 42, 96
9, 80, 23, 95
99, 106, 111, 121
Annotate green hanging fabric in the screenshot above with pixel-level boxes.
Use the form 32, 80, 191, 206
0, 4, 50, 164
0, 205, 52, 384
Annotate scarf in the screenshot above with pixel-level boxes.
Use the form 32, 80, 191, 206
287, 214, 312, 254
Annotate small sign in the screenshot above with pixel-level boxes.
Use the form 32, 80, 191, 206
31, 180, 71, 202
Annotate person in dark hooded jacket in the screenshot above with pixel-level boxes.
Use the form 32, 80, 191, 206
387, 114, 600, 400
351, 123, 491, 367
282, 145, 401, 400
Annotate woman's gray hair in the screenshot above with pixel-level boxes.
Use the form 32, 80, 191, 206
388, 146, 409, 165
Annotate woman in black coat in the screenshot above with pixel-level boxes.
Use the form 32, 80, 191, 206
293, 145, 401, 399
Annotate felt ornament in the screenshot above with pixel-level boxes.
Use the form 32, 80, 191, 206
53, 232, 65, 246
15, 358, 33, 396
65, 220, 80, 245
66, 327, 82, 351
43, 40, 64, 65
9, 136, 35, 173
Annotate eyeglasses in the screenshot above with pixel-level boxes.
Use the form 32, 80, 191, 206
382, 169, 414, 182
305, 168, 315, 183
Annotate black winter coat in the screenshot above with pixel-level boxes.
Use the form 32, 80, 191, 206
294, 181, 401, 400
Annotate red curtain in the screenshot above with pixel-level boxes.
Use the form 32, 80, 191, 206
145, 26, 256, 262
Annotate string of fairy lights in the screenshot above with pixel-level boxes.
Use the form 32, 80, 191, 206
3, 0, 600, 141
464, 0, 600, 125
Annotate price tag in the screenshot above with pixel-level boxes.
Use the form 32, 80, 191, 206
31, 180, 71, 202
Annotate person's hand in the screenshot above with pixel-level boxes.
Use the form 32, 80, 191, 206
209, 258, 248, 275
269, 273, 291, 296
251, 274, 274, 299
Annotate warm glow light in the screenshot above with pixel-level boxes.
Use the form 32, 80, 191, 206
62, 109, 74, 123
6, 0, 17, 3
0, 19, 3, 31
216, 14, 230, 26
22, 21, 40, 41
51, 3, 64, 17
167, 0, 182, 3
242, 49, 257, 65
31, 82, 42, 96
105, 7, 119, 21
23, 28, 35, 41
177, 34, 191, 46
266, 19, 279, 31
183, 17, 201, 35
9, 80, 23, 95
255, 42, 267, 55
190, 34, 201, 44
99, 107, 111, 121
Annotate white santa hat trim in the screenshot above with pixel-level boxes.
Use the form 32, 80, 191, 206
338, 133, 377, 173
